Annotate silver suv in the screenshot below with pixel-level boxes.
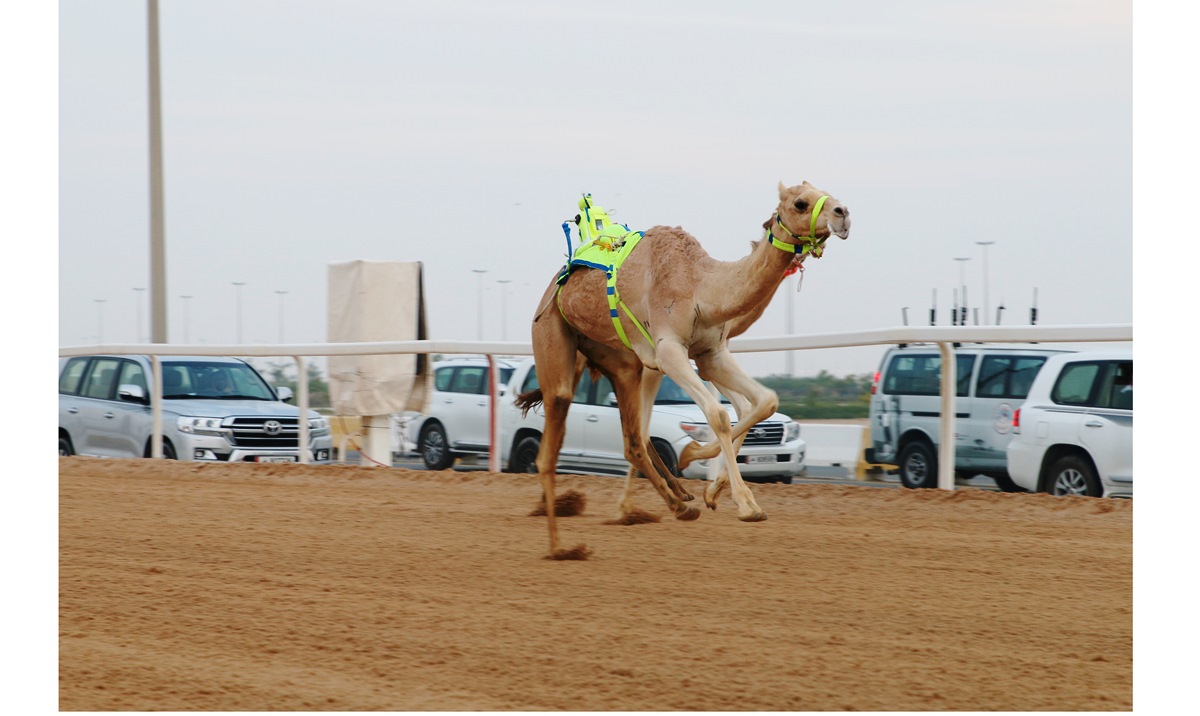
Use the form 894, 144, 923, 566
59, 355, 333, 463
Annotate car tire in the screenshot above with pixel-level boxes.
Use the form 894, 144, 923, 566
990, 472, 1027, 493
511, 436, 541, 473
419, 422, 454, 471
144, 440, 178, 459
898, 440, 938, 489
651, 439, 679, 478
1044, 454, 1101, 497
59, 435, 74, 457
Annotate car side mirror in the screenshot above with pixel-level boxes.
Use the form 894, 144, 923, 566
118, 383, 148, 404
605, 391, 618, 406
276, 386, 294, 403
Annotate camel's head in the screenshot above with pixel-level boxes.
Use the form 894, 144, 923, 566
776, 181, 851, 241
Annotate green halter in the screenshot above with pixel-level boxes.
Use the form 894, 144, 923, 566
768, 194, 829, 259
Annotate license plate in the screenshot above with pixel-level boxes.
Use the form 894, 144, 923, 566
748, 455, 776, 464
256, 456, 296, 463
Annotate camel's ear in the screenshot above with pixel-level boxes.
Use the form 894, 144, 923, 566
778, 181, 788, 199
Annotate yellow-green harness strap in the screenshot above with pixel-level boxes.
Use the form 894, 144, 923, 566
556, 230, 654, 351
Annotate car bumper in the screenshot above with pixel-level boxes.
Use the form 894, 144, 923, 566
678, 438, 806, 479
1004, 440, 1042, 492
174, 431, 335, 463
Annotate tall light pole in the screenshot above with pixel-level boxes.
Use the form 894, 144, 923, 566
976, 241, 995, 324
275, 290, 288, 343
496, 279, 512, 340
954, 257, 971, 325
147, 0, 168, 343
471, 269, 487, 340
94, 299, 107, 343
180, 295, 192, 343
232, 282, 246, 343
133, 287, 146, 342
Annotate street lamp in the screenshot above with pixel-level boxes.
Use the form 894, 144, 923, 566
232, 282, 246, 343
471, 269, 487, 340
954, 257, 971, 325
976, 241, 995, 324
496, 280, 512, 340
94, 299, 107, 343
180, 295, 193, 343
133, 287, 146, 342
275, 290, 288, 343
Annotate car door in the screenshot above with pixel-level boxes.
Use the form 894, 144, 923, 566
965, 353, 1046, 471
106, 358, 152, 457
1076, 360, 1133, 485
580, 373, 628, 471
438, 366, 491, 450
75, 357, 124, 456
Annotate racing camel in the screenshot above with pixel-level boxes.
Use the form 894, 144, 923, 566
524, 181, 851, 558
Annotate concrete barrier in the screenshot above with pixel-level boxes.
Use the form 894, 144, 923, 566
797, 423, 896, 481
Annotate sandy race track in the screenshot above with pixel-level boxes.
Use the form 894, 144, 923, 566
59, 457, 1131, 711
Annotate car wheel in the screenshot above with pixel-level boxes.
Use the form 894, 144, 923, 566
990, 472, 1027, 493
511, 436, 541, 473
651, 439, 679, 478
898, 440, 938, 489
1044, 454, 1101, 497
144, 440, 178, 459
59, 435, 74, 457
419, 422, 454, 470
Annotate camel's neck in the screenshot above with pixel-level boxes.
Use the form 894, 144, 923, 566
702, 221, 795, 327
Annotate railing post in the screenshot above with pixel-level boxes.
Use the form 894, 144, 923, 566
296, 355, 310, 464
151, 355, 163, 458
936, 341, 957, 491
488, 354, 500, 472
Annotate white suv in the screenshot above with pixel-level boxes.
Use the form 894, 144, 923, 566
415, 357, 807, 482
1006, 350, 1133, 498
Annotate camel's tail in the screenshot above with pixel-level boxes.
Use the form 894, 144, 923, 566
514, 388, 544, 418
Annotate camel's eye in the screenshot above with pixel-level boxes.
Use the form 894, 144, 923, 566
793, 199, 809, 213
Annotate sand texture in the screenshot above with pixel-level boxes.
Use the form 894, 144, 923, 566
59, 457, 1131, 711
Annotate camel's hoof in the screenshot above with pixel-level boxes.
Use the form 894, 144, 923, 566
546, 544, 592, 560
681, 492, 695, 502
675, 505, 701, 521
704, 496, 719, 511
737, 511, 768, 523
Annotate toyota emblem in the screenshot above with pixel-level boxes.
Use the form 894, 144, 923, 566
263, 420, 282, 435
750, 427, 766, 440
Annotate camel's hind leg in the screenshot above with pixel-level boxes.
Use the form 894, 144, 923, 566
530, 291, 590, 559
614, 368, 693, 518
586, 349, 699, 522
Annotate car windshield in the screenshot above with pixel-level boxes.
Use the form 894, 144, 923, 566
654, 375, 732, 405
161, 361, 276, 400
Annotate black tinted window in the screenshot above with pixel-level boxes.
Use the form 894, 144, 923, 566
573, 372, 592, 404
976, 355, 1049, 399
1051, 362, 1101, 406
521, 366, 539, 394
882, 353, 975, 397
435, 367, 454, 392
1052, 360, 1133, 409
449, 366, 487, 394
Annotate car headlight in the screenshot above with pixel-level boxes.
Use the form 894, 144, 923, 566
680, 422, 714, 442
785, 422, 800, 442
308, 417, 331, 434
177, 416, 226, 436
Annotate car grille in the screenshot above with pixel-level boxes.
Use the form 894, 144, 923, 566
739, 421, 784, 445
228, 417, 300, 448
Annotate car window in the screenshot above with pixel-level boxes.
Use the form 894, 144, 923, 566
573, 372, 592, 404
81, 358, 121, 400
435, 367, 454, 392
520, 366, 539, 394
1051, 362, 1101, 406
976, 355, 1048, 399
882, 354, 975, 397
59, 358, 90, 395
449, 366, 487, 395
117, 360, 148, 394
593, 375, 615, 406
1097, 360, 1133, 410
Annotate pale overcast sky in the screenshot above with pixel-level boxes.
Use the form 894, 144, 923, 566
55, 0, 1132, 376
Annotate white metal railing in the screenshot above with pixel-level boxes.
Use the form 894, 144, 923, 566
58, 323, 1132, 488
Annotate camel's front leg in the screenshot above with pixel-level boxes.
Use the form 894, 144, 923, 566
701, 380, 754, 511
655, 340, 765, 521
678, 354, 781, 472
